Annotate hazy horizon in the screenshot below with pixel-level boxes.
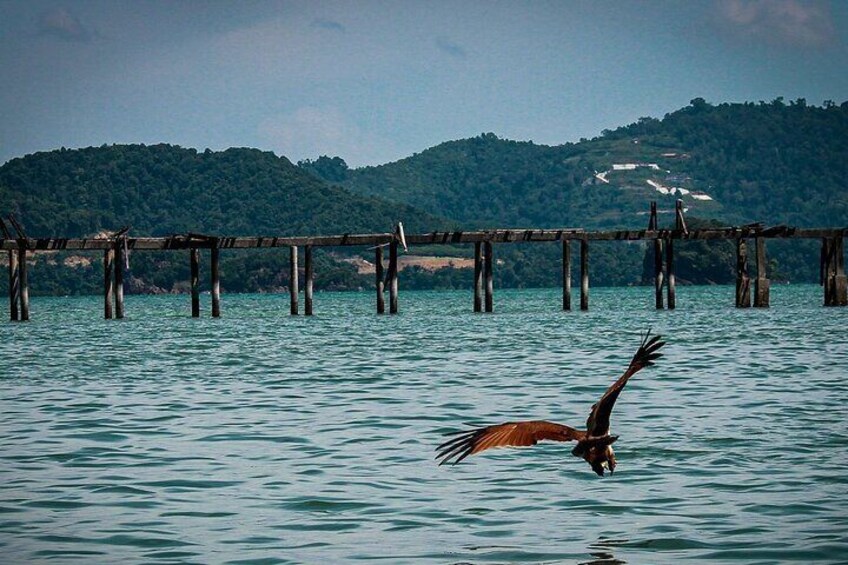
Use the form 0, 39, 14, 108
3, 0, 847, 167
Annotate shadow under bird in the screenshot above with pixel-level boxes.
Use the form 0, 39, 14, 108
435, 332, 665, 476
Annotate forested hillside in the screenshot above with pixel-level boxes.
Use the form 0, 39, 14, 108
304, 98, 848, 230
0, 144, 439, 237
0, 144, 445, 295
301, 99, 847, 286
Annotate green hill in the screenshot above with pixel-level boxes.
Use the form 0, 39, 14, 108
0, 144, 446, 295
306, 98, 848, 230
0, 144, 440, 237
301, 99, 847, 286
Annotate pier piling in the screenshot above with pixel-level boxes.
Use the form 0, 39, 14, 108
18, 243, 29, 321
823, 237, 847, 306
389, 240, 399, 314
190, 248, 200, 317
474, 242, 483, 312
580, 239, 589, 311
1, 220, 19, 321
8, 247, 19, 321
104, 249, 114, 319
562, 240, 571, 311
305, 245, 314, 316
736, 239, 751, 308
650, 202, 664, 309
754, 237, 770, 307
211, 242, 221, 318
484, 241, 493, 313
290, 246, 299, 316
666, 239, 676, 310
114, 240, 125, 319
375, 246, 385, 314
7, 217, 29, 321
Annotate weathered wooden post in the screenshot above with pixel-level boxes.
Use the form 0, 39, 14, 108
736, 238, 751, 308
675, 199, 688, 234
823, 237, 847, 306
190, 248, 200, 317
389, 240, 399, 314
290, 245, 299, 316
7, 217, 29, 321
8, 246, 19, 321
211, 240, 221, 318
835, 237, 847, 306
375, 246, 385, 314
304, 245, 314, 316
484, 241, 493, 313
649, 202, 664, 309
666, 238, 676, 310
580, 239, 589, 311
654, 239, 665, 309
114, 238, 125, 319
562, 239, 572, 311
474, 242, 483, 312
17, 242, 29, 321
666, 200, 685, 310
104, 248, 114, 319
1, 220, 18, 321
754, 237, 769, 307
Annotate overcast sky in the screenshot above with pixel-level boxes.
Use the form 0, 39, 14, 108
1, 0, 847, 167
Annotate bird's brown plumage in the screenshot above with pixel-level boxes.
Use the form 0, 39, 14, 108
435, 331, 665, 475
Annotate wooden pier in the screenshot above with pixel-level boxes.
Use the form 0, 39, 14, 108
2, 204, 846, 321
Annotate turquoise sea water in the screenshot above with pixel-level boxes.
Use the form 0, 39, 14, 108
1, 285, 847, 564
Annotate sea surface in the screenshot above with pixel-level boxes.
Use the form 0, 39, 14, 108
1, 285, 846, 564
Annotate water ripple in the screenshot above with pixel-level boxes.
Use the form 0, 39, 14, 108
1, 287, 847, 563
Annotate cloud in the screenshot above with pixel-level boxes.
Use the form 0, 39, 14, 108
38, 7, 94, 43
435, 36, 467, 58
715, 0, 835, 47
312, 18, 346, 33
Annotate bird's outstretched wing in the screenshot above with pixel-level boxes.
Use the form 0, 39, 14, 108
435, 420, 585, 466
585, 330, 665, 437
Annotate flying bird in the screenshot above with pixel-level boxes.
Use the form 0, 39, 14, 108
435, 331, 665, 476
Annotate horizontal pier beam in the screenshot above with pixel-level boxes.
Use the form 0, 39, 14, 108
2, 226, 846, 252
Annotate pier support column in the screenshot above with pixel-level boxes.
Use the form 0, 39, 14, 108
562, 240, 571, 311
389, 240, 399, 314
822, 238, 831, 306
649, 201, 664, 309
376, 246, 385, 314
8, 248, 19, 321
190, 248, 200, 317
754, 237, 770, 308
290, 246, 299, 316
18, 244, 29, 321
114, 241, 125, 319
484, 241, 493, 313
835, 238, 847, 306
211, 243, 221, 318
823, 237, 847, 306
580, 239, 589, 311
304, 245, 314, 316
654, 238, 664, 309
736, 239, 751, 308
666, 238, 676, 310
104, 248, 114, 319
474, 242, 483, 312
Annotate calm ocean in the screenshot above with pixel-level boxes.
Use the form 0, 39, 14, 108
1, 285, 846, 564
